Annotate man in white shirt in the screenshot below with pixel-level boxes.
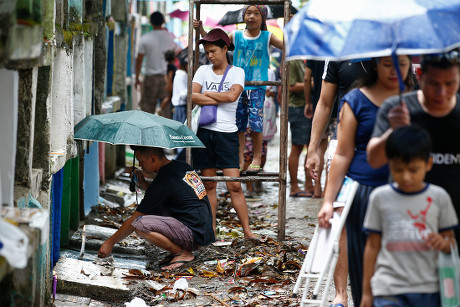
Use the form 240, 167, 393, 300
135, 12, 181, 114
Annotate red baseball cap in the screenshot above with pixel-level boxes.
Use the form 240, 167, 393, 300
198, 28, 235, 51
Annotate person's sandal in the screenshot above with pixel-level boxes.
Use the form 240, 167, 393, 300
246, 164, 261, 175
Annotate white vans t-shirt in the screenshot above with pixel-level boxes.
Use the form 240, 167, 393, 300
192, 65, 245, 133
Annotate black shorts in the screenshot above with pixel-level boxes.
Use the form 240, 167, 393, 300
192, 128, 239, 170
288, 106, 312, 145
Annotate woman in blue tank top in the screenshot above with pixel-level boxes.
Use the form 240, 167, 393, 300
317, 55, 414, 307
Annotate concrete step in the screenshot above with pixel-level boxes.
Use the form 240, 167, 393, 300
69, 224, 145, 255
54, 258, 135, 302
53, 294, 111, 307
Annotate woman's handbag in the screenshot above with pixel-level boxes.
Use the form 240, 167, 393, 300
199, 65, 232, 126
438, 239, 460, 307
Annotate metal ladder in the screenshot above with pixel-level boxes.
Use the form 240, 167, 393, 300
293, 178, 359, 306
185, 0, 292, 241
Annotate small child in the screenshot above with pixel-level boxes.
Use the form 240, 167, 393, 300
158, 50, 178, 118
171, 51, 188, 161
171, 51, 188, 124
361, 125, 459, 307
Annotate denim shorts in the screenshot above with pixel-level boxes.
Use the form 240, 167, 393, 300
173, 105, 186, 123
288, 106, 312, 145
236, 89, 266, 133
374, 293, 441, 307
192, 128, 239, 170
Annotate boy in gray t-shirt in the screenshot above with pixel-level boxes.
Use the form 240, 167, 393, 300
362, 125, 459, 307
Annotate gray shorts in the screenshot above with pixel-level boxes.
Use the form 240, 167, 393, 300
288, 106, 312, 145
131, 215, 196, 251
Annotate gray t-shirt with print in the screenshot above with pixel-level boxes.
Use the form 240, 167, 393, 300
364, 183, 458, 296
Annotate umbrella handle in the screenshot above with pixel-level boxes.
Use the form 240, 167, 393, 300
129, 175, 137, 192
129, 154, 137, 192
391, 51, 405, 104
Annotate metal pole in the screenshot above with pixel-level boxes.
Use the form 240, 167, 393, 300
185, 0, 196, 165
277, 0, 290, 241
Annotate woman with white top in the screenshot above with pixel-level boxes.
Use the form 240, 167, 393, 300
192, 29, 256, 239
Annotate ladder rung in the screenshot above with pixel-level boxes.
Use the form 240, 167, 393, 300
194, 0, 288, 4
200, 176, 281, 182
302, 299, 323, 304
199, 171, 279, 176
245, 81, 282, 86
298, 273, 321, 278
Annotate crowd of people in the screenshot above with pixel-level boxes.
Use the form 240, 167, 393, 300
100, 6, 460, 306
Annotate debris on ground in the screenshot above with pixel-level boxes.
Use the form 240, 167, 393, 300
58, 170, 320, 306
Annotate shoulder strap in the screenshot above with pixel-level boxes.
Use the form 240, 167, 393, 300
218, 65, 232, 92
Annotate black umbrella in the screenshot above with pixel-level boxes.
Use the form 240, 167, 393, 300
177, 47, 209, 66
218, 5, 298, 26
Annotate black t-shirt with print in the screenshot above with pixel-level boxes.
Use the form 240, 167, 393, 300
136, 160, 215, 246
373, 92, 460, 242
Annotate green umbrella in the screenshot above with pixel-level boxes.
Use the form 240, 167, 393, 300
74, 110, 204, 149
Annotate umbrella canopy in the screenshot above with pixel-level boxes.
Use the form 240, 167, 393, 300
74, 110, 205, 149
218, 5, 298, 26
169, 9, 188, 21
285, 0, 460, 61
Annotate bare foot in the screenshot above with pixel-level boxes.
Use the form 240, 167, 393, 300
161, 250, 194, 271
313, 185, 323, 199
331, 293, 348, 307
243, 230, 257, 239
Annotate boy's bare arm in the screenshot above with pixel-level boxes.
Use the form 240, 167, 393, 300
361, 233, 381, 307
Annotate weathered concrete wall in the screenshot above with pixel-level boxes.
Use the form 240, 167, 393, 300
42, 0, 56, 41
0, 2, 16, 66
73, 33, 86, 124
85, 0, 106, 115
15, 68, 38, 187
50, 48, 74, 174
83, 36, 93, 117
0, 208, 50, 307
33, 65, 53, 192
0, 69, 19, 206
114, 26, 128, 104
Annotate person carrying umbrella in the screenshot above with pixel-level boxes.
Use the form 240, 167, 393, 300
194, 5, 284, 174
98, 146, 215, 271
368, 50, 460, 253
318, 55, 413, 307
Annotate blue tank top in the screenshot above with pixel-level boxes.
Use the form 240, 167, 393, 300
339, 89, 389, 187
233, 30, 270, 90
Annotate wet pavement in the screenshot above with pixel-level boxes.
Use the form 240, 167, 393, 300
53, 121, 354, 306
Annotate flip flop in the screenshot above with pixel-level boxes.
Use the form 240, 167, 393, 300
328, 304, 345, 307
161, 259, 194, 271
289, 191, 313, 197
158, 253, 175, 265
246, 164, 261, 175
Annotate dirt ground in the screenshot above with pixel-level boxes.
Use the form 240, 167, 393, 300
59, 131, 353, 306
